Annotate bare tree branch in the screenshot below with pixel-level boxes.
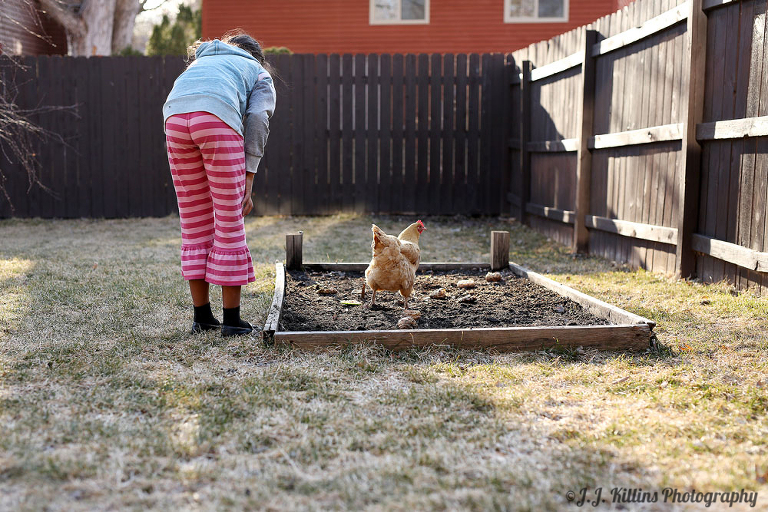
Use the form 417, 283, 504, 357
0, 57, 79, 209
37, 0, 87, 39
139, 0, 169, 13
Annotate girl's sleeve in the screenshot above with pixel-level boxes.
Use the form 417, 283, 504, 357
244, 73, 277, 174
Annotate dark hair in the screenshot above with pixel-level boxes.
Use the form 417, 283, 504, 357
221, 30, 266, 66
186, 30, 274, 75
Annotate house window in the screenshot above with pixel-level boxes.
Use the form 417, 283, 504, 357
370, 0, 430, 25
504, 0, 568, 23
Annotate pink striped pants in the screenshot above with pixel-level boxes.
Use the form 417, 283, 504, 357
165, 112, 255, 286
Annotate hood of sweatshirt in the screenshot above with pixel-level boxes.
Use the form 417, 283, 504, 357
195, 39, 258, 62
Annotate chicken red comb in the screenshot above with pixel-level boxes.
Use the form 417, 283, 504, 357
417, 220, 424, 227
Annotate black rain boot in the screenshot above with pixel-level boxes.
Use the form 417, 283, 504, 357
191, 302, 221, 333
222, 306, 253, 337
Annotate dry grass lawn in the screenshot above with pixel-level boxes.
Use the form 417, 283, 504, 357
0, 214, 766, 511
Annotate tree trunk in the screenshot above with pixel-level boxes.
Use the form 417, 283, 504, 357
112, 0, 142, 53
38, 0, 116, 56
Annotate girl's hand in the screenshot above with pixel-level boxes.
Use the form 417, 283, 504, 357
242, 194, 254, 216
242, 172, 255, 216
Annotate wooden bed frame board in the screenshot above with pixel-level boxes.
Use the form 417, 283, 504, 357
262, 261, 655, 352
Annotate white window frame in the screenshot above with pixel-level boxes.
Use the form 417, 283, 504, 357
370, 0, 430, 25
504, 0, 569, 23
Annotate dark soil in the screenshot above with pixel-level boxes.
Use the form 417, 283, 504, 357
280, 268, 609, 332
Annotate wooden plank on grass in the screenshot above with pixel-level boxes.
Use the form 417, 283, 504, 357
508, 261, 656, 328
275, 324, 651, 352
262, 262, 286, 345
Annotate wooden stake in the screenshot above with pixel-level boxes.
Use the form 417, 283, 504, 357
286, 231, 303, 270
491, 231, 510, 270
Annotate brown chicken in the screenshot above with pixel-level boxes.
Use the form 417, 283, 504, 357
361, 220, 426, 310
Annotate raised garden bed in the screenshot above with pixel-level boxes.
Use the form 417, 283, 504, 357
263, 232, 655, 352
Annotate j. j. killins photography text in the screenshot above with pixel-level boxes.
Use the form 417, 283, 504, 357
566, 487, 759, 508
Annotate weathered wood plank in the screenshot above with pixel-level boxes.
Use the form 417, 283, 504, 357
590, 123, 684, 149
530, 51, 582, 82
526, 203, 576, 224
692, 234, 768, 272
262, 262, 286, 345
508, 261, 656, 328
696, 116, 768, 140
275, 324, 651, 352
592, 3, 688, 57
586, 215, 678, 244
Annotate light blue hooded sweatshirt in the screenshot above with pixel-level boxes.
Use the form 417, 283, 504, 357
162, 40, 276, 174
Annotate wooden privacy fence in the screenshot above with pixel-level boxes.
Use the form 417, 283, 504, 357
0, 52, 508, 218
509, 0, 768, 292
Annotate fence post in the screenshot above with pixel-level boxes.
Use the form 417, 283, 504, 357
675, 0, 707, 278
520, 61, 533, 226
573, 29, 599, 254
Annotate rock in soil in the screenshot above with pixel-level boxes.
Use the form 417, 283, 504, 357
281, 269, 609, 332
457, 279, 476, 289
485, 272, 503, 282
397, 316, 418, 329
429, 288, 448, 299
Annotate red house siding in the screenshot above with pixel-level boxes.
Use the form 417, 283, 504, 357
0, 0, 67, 56
203, 0, 629, 54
